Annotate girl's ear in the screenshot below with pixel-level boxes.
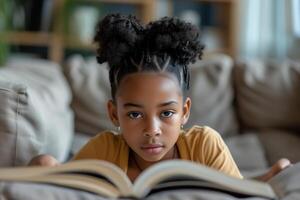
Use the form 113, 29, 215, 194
107, 100, 119, 127
182, 97, 191, 125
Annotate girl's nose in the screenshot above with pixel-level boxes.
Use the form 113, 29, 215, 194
143, 131, 161, 137
143, 118, 161, 137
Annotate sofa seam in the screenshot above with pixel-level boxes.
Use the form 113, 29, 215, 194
14, 92, 21, 166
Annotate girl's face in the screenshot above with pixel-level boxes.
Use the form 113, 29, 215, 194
108, 72, 191, 164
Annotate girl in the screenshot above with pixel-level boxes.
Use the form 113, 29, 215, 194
30, 14, 290, 182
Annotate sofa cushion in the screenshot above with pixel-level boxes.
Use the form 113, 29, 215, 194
256, 129, 300, 165
64, 55, 114, 136
185, 54, 239, 137
234, 59, 300, 131
0, 57, 73, 166
224, 133, 268, 177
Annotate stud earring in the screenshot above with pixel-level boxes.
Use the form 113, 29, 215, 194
180, 125, 184, 130
116, 126, 121, 132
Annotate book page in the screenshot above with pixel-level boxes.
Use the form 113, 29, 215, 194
0, 160, 134, 197
133, 160, 276, 199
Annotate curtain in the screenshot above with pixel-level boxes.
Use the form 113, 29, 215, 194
237, 0, 300, 59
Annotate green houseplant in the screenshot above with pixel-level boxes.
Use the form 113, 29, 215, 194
0, 0, 12, 65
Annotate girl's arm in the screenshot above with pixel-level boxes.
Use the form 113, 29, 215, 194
253, 158, 291, 181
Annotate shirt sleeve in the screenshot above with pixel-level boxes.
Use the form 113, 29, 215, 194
72, 133, 111, 161
199, 127, 243, 178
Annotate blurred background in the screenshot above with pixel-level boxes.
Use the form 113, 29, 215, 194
0, 0, 299, 65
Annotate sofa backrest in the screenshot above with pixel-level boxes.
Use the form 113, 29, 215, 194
186, 54, 239, 137
64, 55, 114, 136
65, 54, 300, 136
65, 54, 239, 138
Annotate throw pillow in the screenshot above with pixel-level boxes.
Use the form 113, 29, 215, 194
0, 57, 73, 166
235, 59, 300, 131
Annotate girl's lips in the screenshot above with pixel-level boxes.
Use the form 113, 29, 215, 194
141, 144, 163, 148
141, 144, 164, 155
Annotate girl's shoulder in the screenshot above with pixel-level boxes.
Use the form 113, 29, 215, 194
177, 126, 225, 160
185, 125, 220, 136
182, 125, 222, 141
89, 130, 124, 145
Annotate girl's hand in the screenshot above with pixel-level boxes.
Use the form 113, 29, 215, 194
28, 154, 60, 167
255, 158, 292, 182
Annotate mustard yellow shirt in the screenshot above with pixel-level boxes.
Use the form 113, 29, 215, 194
73, 126, 242, 178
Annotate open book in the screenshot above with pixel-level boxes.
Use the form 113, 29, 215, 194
0, 159, 277, 199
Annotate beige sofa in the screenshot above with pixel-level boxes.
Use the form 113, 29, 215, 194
0, 54, 299, 177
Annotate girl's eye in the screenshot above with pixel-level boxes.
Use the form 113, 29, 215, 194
127, 112, 142, 119
161, 111, 174, 118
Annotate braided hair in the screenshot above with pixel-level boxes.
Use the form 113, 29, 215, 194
94, 13, 204, 100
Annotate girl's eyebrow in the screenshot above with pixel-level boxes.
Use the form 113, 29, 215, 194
158, 101, 178, 107
123, 101, 178, 108
123, 103, 143, 108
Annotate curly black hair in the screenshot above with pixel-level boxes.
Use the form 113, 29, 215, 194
94, 13, 204, 100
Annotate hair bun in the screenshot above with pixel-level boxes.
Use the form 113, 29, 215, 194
144, 17, 204, 66
94, 13, 144, 67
